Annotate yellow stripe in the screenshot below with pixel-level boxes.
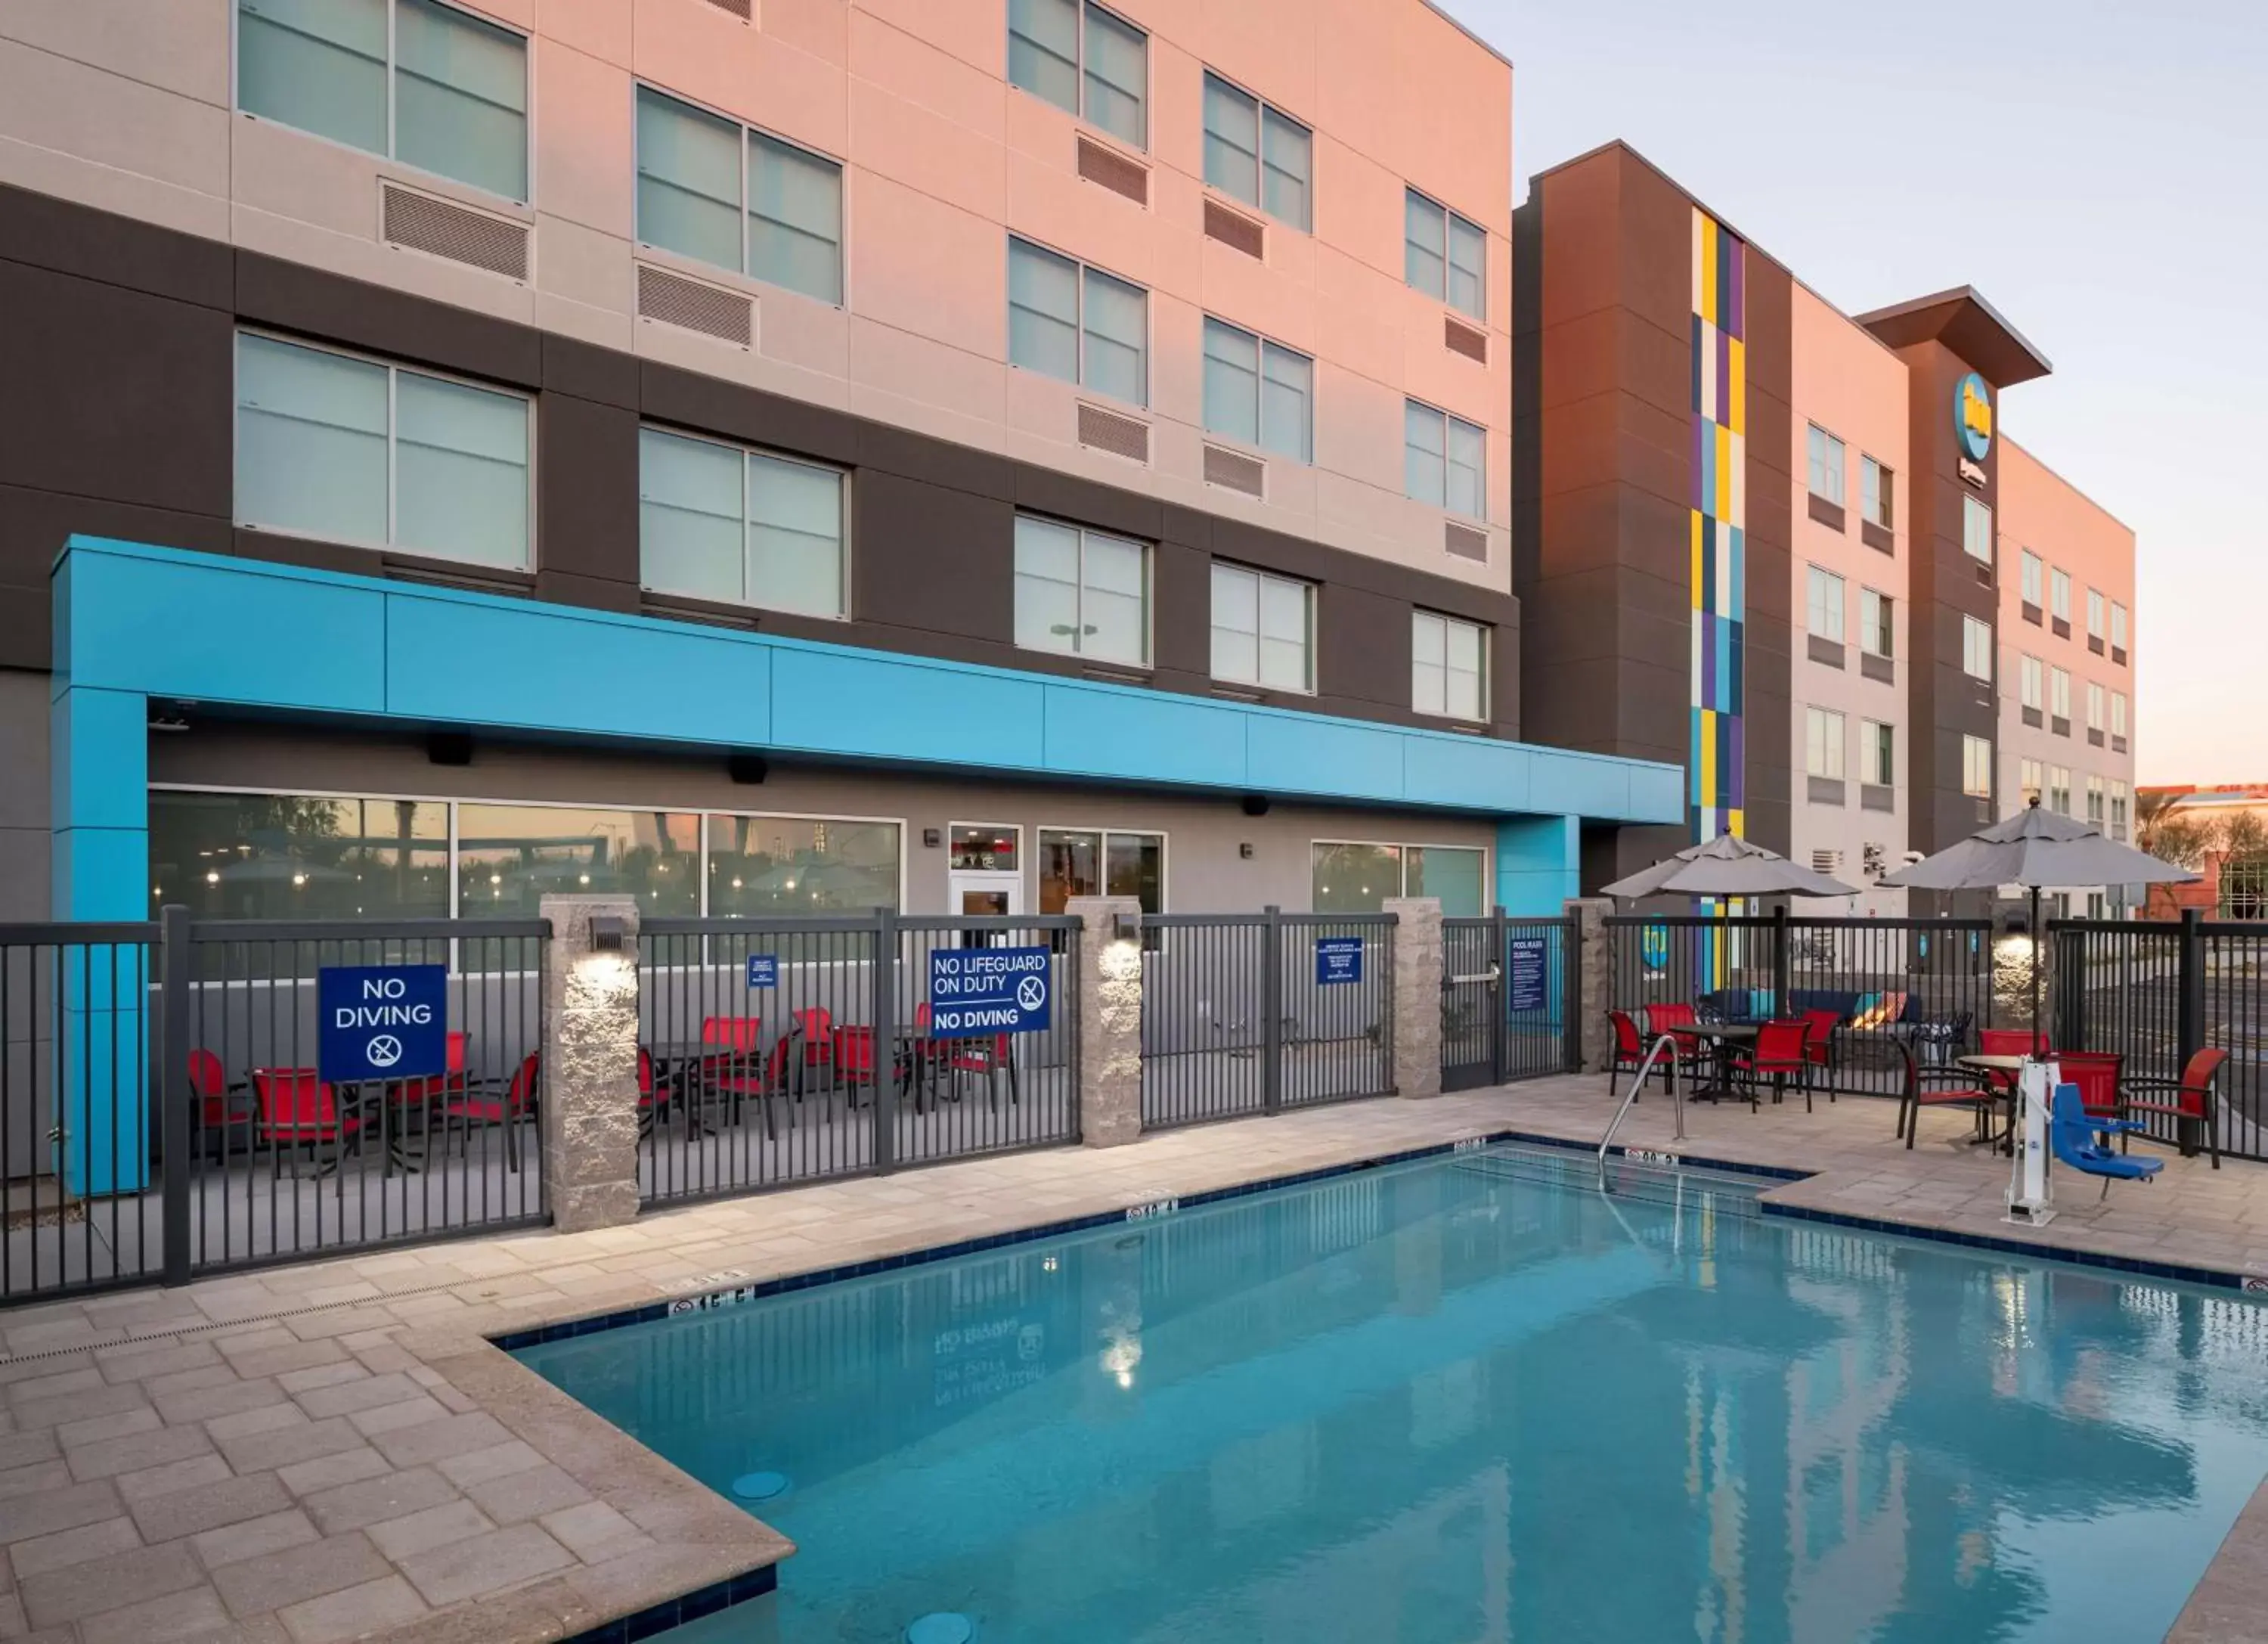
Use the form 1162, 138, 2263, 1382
1729, 808, 1745, 840
1699, 216, 1718, 324
1697, 708, 1716, 803
1727, 336, 1746, 439
1690, 510, 1703, 600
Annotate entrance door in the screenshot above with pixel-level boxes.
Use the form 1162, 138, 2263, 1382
1439, 917, 1502, 1091
947, 824, 1023, 917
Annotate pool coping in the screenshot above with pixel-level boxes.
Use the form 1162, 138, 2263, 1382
490, 1126, 2268, 1641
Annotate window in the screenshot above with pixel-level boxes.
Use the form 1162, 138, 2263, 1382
459, 804, 702, 918
2048, 765, 2071, 815
1962, 615, 1992, 681
640, 427, 844, 617
2112, 691, 2128, 738
1861, 457, 1894, 529
1860, 588, 1893, 658
1805, 707, 1845, 780
1007, 0, 1147, 148
1412, 612, 1486, 721
236, 332, 530, 569
1405, 401, 1486, 520
2087, 588, 2106, 641
2020, 758, 2043, 806
2022, 550, 2043, 608
1963, 736, 1994, 800
2112, 601, 2129, 650
2051, 567, 2071, 622
1202, 73, 1310, 230
2112, 780, 2129, 840
1806, 566, 1845, 643
150, 792, 450, 921
1008, 237, 1147, 405
1013, 515, 1148, 666
1210, 563, 1312, 691
1404, 190, 1486, 320
1312, 842, 1486, 917
1202, 319, 1312, 462
635, 87, 843, 304
1806, 426, 1846, 506
708, 813, 902, 916
1860, 719, 1894, 787
2087, 774, 2105, 827
1039, 828, 1163, 915
1962, 495, 1993, 564
2050, 666, 2071, 721
2020, 655, 2043, 711
2087, 681, 2105, 732
237, 0, 528, 200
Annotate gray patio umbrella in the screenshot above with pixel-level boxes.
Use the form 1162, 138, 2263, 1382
1877, 798, 2200, 1028
1599, 832, 1861, 900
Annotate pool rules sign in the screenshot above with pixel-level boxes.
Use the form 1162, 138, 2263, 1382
318, 964, 448, 1082
928, 946, 1052, 1039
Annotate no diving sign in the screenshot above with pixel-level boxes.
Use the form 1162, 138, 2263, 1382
928, 946, 1052, 1039
318, 964, 448, 1083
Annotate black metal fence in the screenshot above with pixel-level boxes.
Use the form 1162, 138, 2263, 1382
0, 912, 550, 1307
2053, 912, 2268, 1161
1442, 914, 1579, 1090
1139, 910, 1396, 1131
1607, 912, 1997, 1097
637, 912, 1082, 1207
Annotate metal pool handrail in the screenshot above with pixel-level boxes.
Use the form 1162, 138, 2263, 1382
1597, 1033, 1684, 1191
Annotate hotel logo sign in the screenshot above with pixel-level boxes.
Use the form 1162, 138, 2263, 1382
1956, 371, 1994, 463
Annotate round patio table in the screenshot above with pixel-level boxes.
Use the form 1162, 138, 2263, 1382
1689, 1023, 1758, 1103
1957, 1053, 2031, 1151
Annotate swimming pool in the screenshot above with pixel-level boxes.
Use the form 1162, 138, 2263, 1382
516, 1146, 2268, 1642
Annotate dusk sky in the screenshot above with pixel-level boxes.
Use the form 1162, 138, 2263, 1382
1446, 0, 2266, 785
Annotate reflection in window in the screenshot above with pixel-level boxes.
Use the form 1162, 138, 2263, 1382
456, 805, 699, 920
1312, 842, 1486, 916
149, 792, 449, 920
706, 815, 900, 916
1407, 847, 1484, 917
1037, 829, 1161, 915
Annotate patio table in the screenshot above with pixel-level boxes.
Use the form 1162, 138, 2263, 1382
1957, 1053, 2031, 1152
1689, 1023, 1758, 1103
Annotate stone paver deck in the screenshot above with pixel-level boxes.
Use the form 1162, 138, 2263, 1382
1, 1077, 2266, 1641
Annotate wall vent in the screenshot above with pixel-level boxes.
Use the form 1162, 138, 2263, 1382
1443, 521, 1489, 563
380, 184, 528, 280
1811, 849, 1842, 875
637, 263, 754, 346
700, 0, 753, 17
1077, 402, 1149, 463
1077, 136, 1149, 206
1203, 444, 1266, 498
1443, 316, 1488, 363
1203, 198, 1265, 260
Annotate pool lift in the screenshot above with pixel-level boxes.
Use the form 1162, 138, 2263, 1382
2006, 1058, 2060, 1228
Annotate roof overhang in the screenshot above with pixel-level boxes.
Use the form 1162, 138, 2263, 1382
1855, 287, 2053, 388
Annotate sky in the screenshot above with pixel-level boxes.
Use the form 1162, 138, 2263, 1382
1440, 0, 2267, 785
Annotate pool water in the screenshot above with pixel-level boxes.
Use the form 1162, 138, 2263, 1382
517, 1148, 2268, 1642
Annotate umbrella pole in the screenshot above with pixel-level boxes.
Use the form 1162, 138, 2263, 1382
2030, 884, 2043, 1047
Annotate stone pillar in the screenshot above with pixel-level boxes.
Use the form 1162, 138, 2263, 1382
1383, 898, 1442, 1100
540, 895, 643, 1234
1566, 897, 1613, 1073
1067, 896, 1143, 1147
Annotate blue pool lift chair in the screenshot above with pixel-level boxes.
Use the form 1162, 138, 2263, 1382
2050, 1084, 2164, 1200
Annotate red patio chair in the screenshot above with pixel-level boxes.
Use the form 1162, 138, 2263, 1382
782, 1007, 837, 1095
832, 1024, 880, 1106
949, 1032, 1020, 1111
441, 1051, 539, 1173
1606, 1010, 1650, 1094
704, 1035, 791, 1140
186, 1049, 247, 1159
1895, 1050, 1999, 1149
250, 1068, 363, 1177
1975, 1027, 2051, 1100
1642, 1003, 1709, 1076
900, 1002, 948, 1112
1732, 1019, 1812, 1112
2054, 1050, 2124, 1128
2123, 1047, 2227, 1168
1799, 1009, 1841, 1102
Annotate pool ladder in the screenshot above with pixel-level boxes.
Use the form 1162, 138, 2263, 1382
1597, 1033, 1685, 1191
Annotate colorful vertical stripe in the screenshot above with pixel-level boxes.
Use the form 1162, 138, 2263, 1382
1691, 211, 1746, 980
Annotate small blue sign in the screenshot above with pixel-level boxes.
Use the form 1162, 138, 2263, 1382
318, 964, 447, 1083
745, 954, 779, 988
1315, 937, 1364, 986
1641, 923, 1670, 972
929, 945, 1052, 1038
1508, 937, 1548, 1013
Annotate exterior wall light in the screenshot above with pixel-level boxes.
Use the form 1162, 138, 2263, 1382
590, 915, 627, 952
1114, 910, 1142, 943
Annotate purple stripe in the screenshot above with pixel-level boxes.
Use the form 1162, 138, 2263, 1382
1726, 234, 1745, 341
1717, 326, 1732, 425
1699, 610, 1715, 701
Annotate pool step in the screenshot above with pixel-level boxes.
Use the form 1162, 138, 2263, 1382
1451, 1143, 1772, 1217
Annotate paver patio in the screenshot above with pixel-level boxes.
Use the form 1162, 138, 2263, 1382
1, 1075, 2266, 1641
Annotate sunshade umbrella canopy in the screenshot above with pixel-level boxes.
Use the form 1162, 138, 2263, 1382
1878, 799, 2200, 1027
1600, 833, 1861, 901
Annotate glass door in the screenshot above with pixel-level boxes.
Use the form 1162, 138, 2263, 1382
947, 824, 1022, 917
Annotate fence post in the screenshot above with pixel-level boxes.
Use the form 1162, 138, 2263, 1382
1771, 904, 1791, 1011
2177, 907, 2205, 1155
872, 906, 897, 1174
1383, 898, 1442, 1099
1066, 897, 1142, 1146
158, 904, 192, 1289
1564, 898, 1612, 1074
1261, 905, 1284, 1115
538, 894, 642, 1234
1490, 905, 1509, 1085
